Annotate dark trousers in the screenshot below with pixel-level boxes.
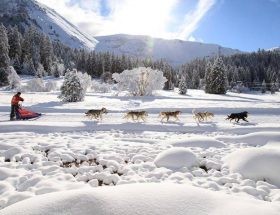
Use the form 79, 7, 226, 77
10, 105, 19, 120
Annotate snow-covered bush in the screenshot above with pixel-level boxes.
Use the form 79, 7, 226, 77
25, 78, 46, 92
112, 67, 167, 96
91, 80, 112, 93
231, 82, 249, 93
100, 72, 113, 83
7, 66, 21, 90
77, 71, 92, 93
178, 77, 187, 95
59, 70, 85, 102
45, 81, 58, 92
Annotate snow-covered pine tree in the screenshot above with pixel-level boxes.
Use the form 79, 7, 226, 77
205, 57, 227, 94
191, 69, 200, 89
204, 61, 212, 93
22, 57, 36, 76
270, 82, 276, 94
36, 63, 46, 78
0, 24, 10, 86
275, 78, 280, 92
7, 26, 22, 61
8, 66, 21, 90
261, 80, 267, 94
41, 35, 54, 75
59, 70, 85, 102
179, 76, 187, 95
11, 55, 21, 73
52, 62, 65, 78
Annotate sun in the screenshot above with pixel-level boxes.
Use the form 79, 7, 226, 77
110, 0, 177, 39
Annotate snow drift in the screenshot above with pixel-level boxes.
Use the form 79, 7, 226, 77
223, 148, 280, 187
1, 183, 279, 215
170, 137, 225, 148
154, 148, 198, 169
217, 132, 280, 146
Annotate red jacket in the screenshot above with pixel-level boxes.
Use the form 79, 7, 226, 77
11, 95, 24, 105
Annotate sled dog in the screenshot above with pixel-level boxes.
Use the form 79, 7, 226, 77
192, 109, 214, 122
85, 107, 108, 120
226, 111, 249, 123
159, 111, 181, 122
124, 111, 148, 122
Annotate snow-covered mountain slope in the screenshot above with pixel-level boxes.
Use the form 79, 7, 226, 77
267, 47, 280, 52
95, 34, 242, 66
0, 0, 97, 50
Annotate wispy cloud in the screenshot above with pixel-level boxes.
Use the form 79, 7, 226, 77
37, 0, 216, 41
176, 0, 216, 40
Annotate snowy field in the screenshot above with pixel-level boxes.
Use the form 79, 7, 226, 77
1, 84, 280, 214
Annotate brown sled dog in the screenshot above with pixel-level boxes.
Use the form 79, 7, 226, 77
159, 111, 181, 122
124, 111, 148, 122
192, 109, 214, 122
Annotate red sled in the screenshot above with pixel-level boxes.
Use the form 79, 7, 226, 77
17, 108, 42, 120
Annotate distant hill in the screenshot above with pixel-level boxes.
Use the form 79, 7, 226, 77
95, 34, 242, 66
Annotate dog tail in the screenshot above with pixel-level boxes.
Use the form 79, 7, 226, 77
225, 115, 230, 120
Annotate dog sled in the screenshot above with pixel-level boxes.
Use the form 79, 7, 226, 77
16, 107, 42, 120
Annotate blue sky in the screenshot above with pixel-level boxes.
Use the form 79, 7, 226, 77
192, 0, 280, 51
38, 0, 280, 52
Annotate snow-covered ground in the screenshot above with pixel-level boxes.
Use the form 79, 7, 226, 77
1, 84, 280, 214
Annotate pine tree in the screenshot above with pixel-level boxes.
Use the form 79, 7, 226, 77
270, 82, 276, 94
36, 63, 45, 78
179, 76, 187, 95
59, 71, 85, 102
11, 54, 21, 73
205, 57, 227, 94
22, 56, 36, 76
0, 24, 10, 86
7, 26, 22, 60
41, 36, 54, 75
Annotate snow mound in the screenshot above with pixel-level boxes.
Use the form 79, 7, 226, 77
170, 137, 225, 148
263, 141, 280, 149
223, 148, 280, 187
1, 183, 280, 215
154, 148, 198, 169
217, 132, 280, 146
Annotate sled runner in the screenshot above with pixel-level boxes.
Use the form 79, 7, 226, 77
16, 107, 42, 120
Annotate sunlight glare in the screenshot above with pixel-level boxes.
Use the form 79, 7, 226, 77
108, 0, 178, 38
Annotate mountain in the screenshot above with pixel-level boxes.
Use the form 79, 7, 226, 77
95, 34, 242, 66
0, 0, 97, 49
267, 47, 280, 52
